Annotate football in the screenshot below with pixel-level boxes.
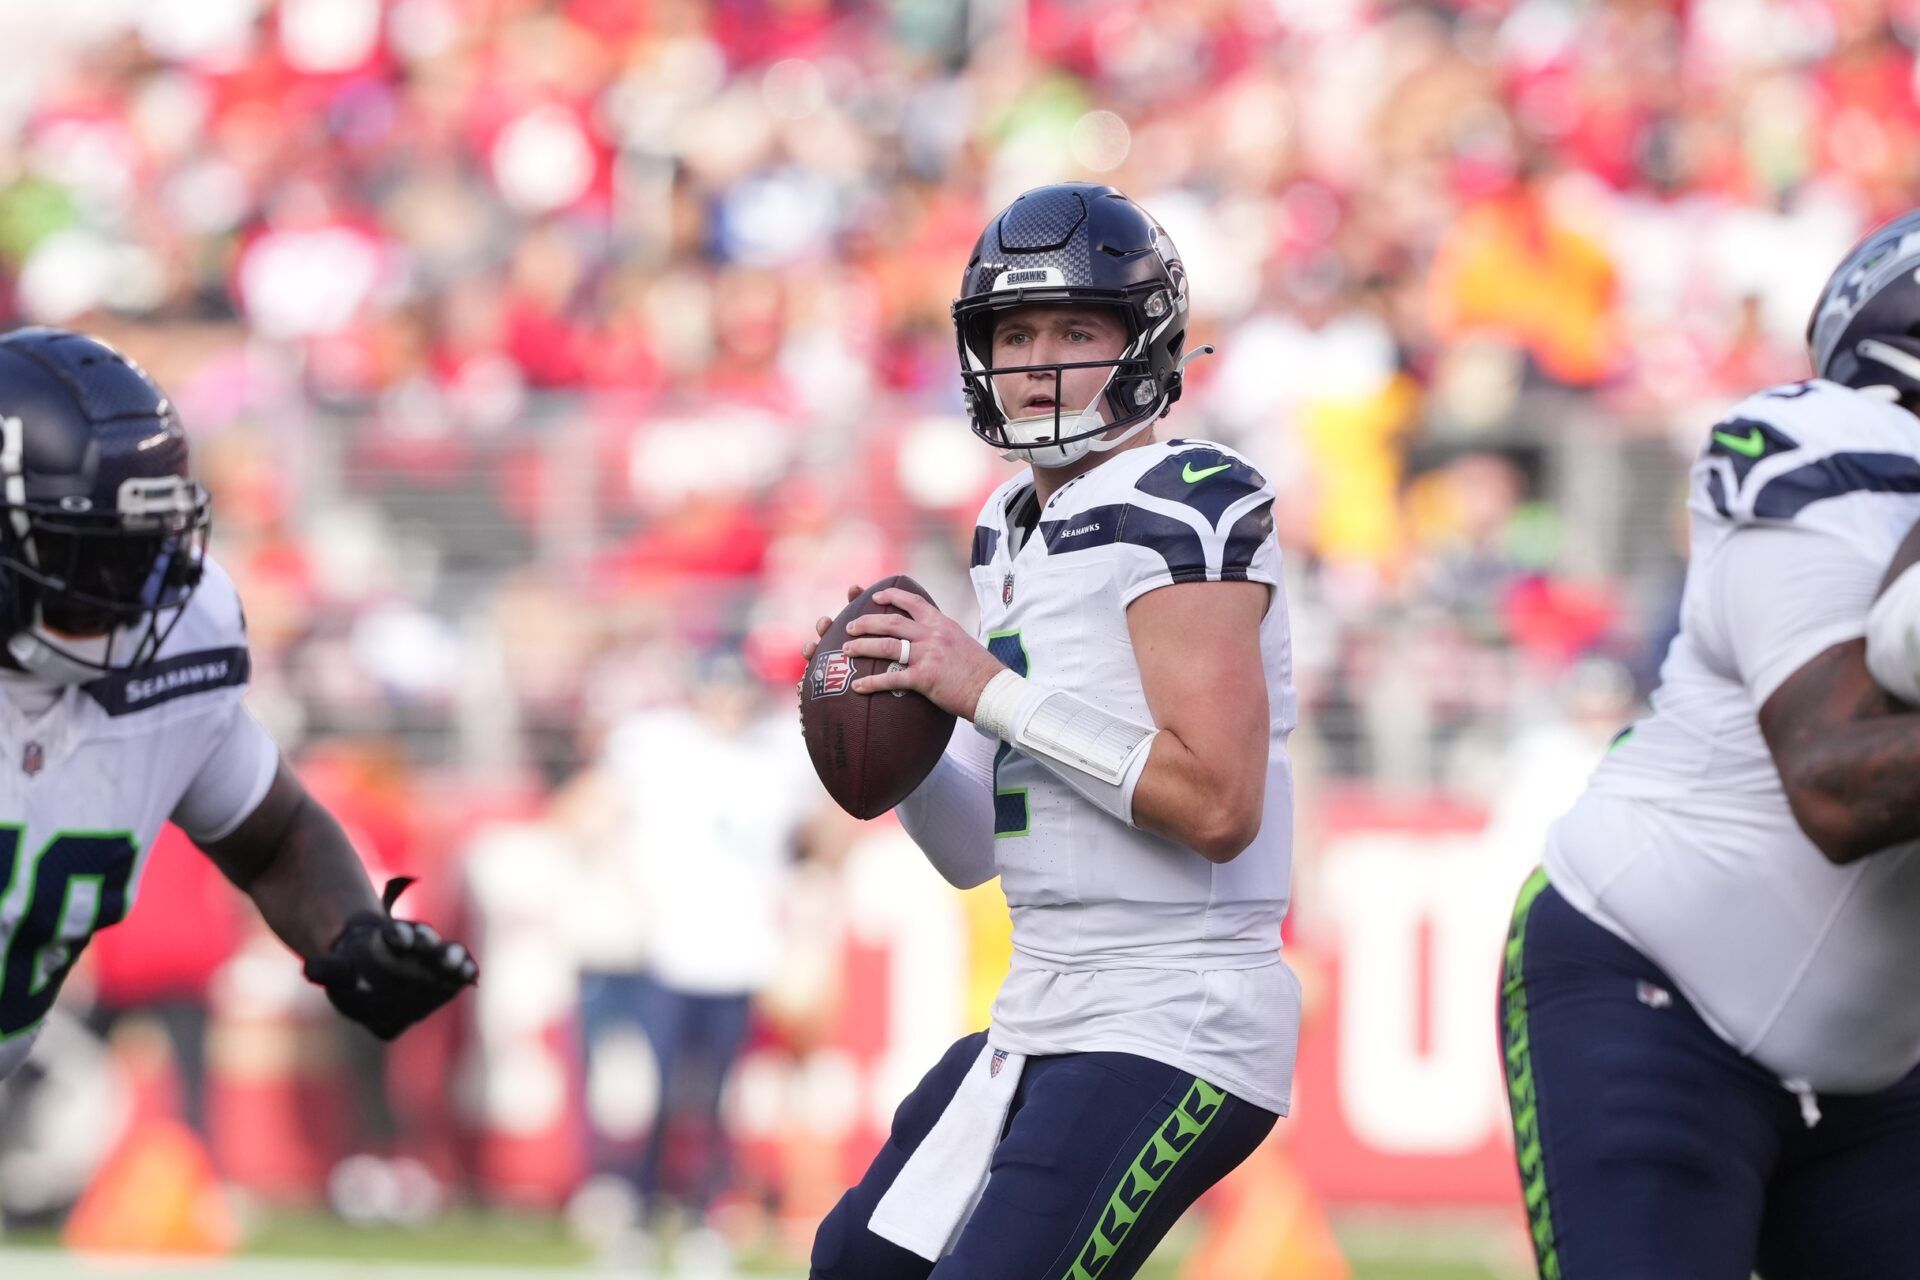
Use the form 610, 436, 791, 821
800, 576, 957, 819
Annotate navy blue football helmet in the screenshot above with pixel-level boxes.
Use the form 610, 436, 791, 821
953, 184, 1206, 464
1807, 209, 1920, 396
0, 328, 209, 679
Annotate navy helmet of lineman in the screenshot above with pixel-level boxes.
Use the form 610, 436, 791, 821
952, 181, 1209, 469
1807, 206, 1920, 400
0, 327, 210, 684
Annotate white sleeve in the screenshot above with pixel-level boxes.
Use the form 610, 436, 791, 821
1866, 564, 1920, 703
171, 705, 282, 843
895, 720, 999, 889
1713, 525, 1882, 705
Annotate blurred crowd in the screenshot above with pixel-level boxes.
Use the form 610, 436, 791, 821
0, 0, 1913, 1246
4, 0, 1906, 793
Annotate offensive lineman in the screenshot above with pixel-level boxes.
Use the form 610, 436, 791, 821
1502, 210, 1920, 1278
0, 327, 476, 1085
802, 184, 1299, 1278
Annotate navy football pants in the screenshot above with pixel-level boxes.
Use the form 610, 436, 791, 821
811, 1031, 1277, 1280
1500, 870, 1920, 1280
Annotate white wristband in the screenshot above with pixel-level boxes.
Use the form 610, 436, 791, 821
973, 669, 1158, 789
973, 669, 1040, 741
1867, 563, 1920, 705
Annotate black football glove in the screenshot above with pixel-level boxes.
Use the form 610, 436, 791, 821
303, 877, 479, 1041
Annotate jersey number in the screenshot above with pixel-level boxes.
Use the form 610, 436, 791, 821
988, 631, 1031, 838
0, 826, 137, 1038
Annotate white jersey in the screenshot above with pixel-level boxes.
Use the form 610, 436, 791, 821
1547, 378, 1920, 1092
0, 559, 276, 1081
967, 438, 1302, 1116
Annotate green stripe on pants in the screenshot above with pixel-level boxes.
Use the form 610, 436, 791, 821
1504, 867, 1562, 1280
1061, 1077, 1226, 1280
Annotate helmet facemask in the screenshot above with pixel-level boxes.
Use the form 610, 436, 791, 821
956, 294, 1179, 468
2, 476, 210, 683
952, 184, 1210, 467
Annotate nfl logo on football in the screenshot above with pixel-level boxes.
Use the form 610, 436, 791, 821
812, 650, 854, 698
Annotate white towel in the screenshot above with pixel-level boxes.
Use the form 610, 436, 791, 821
868, 1042, 1026, 1260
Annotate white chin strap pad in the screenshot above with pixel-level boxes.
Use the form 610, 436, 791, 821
999, 412, 1159, 469
999, 408, 1106, 467
7, 627, 110, 686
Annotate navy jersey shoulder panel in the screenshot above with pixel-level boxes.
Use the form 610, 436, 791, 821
1221, 498, 1276, 579
971, 525, 1001, 567
1706, 469, 1730, 518
1134, 447, 1269, 528
1036, 490, 1206, 581
1115, 505, 1208, 583
1038, 497, 1208, 585
1752, 452, 1920, 520
84, 646, 251, 717
1705, 416, 1799, 486
1038, 503, 1124, 554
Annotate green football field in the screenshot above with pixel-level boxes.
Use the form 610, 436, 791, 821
0, 1208, 1529, 1278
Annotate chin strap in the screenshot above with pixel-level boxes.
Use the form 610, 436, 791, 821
1079, 415, 1156, 458
1064, 344, 1217, 464
1176, 344, 1217, 375
988, 343, 1220, 468
1851, 337, 1920, 401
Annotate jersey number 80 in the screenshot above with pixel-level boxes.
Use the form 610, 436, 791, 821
0, 826, 137, 1040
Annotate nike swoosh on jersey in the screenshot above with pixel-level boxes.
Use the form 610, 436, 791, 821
1183, 462, 1232, 483
1712, 427, 1767, 458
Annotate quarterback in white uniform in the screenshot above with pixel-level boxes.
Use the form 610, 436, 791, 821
0, 327, 476, 1085
806, 184, 1297, 1280
1502, 211, 1920, 1279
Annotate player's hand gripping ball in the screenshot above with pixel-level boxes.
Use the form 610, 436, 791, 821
304, 877, 479, 1040
800, 576, 997, 818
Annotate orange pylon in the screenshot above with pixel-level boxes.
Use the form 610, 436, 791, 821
64, 1117, 237, 1257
